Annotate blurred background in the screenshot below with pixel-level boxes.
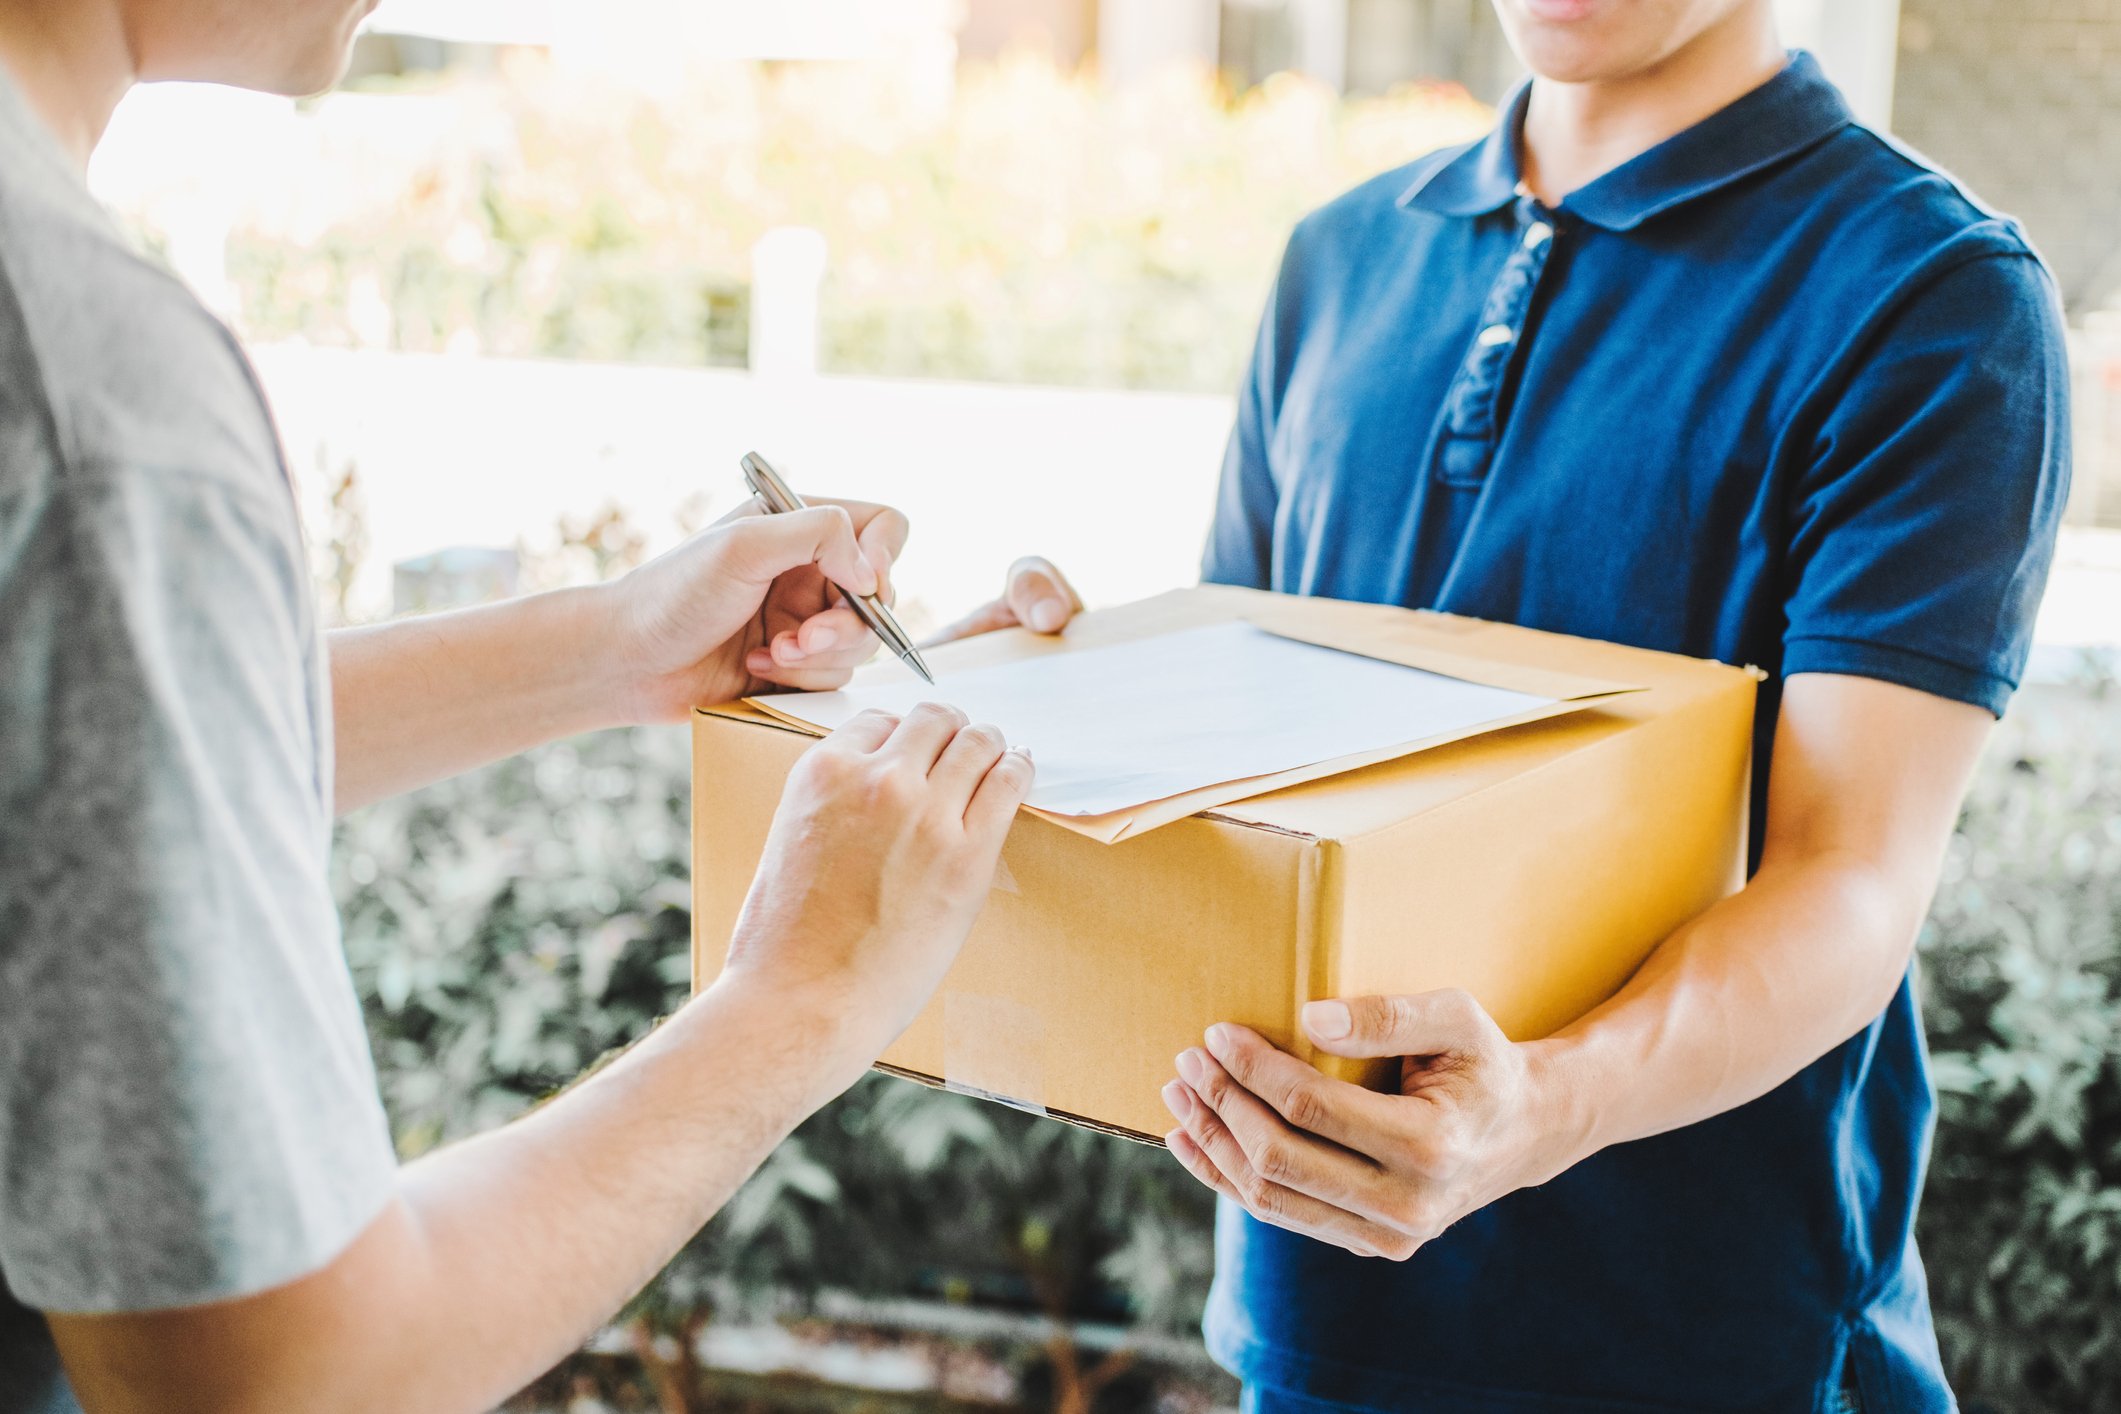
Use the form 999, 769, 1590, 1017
90, 1, 2121, 1410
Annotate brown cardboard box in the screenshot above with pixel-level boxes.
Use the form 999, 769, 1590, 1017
692, 586, 1760, 1142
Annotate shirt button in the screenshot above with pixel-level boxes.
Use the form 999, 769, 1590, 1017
1477, 323, 1515, 347
1524, 220, 1553, 249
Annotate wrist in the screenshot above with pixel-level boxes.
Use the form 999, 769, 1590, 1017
695, 966, 882, 1111
500, 581, 641, 733
1519, 1035, 1603, 1180
569, 580, 647, 728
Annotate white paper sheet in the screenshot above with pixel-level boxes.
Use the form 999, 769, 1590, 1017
759, 622, 1555, 818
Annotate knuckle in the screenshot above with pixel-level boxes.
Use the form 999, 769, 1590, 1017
1242, 1175, 1283, 1219
1431, 1116, 1475, 1164
1252, 1140, 1295, 1185
960, 723, 1006, 756
1391, 1197, 1446, 1243
1281, 1080, 1329, 1132
910, 701, 968, 729
797, 750, 851, 788
867, 762, 921, 808
1190, 1105, 1229, 1149
1378, 1233, 1423, 1262
1440, 987, 1483, 1026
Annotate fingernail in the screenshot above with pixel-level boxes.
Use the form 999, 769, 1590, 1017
1205, 1024, 1234, 1053
1162, 1080, 1195, 1122
1176, 1050, 1204, 1086
780, 642, 807, 661
1012, 745, 1034, 761
808, 627, 838, 652
1031, 599, 1066, 632
1303, 1001, 1351, 1040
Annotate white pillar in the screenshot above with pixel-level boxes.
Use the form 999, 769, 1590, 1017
1777, 0, 1902, 130
1099, 0, 1220, 88
750, 227, 829, 379
1289, 0, 1349, 90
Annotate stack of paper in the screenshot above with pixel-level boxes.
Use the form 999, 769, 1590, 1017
752, 621, 1631, 841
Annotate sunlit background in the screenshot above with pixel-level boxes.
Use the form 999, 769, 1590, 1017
87, 0, 2121, 644
86, 3, 2121, 1411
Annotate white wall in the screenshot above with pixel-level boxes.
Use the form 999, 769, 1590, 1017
1099, 0, 1221, 86
1777, 0, 1903, 129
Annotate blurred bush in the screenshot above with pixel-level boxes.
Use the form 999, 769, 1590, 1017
1918, 677, 2121, 1414
225, 54, 1489, 392
332, 721, 1217, 1414
284, 50, 2121, 1411
332, 665, 2121, 1411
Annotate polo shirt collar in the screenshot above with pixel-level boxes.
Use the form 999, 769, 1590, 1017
1399, 50, 1854, 230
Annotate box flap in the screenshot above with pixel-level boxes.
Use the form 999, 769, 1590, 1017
708, 587, 1649, 843
1207, 613, 1762, 843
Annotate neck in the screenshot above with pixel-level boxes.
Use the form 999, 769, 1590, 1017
1519, 9, 1786, 204
0, 1, 137, 169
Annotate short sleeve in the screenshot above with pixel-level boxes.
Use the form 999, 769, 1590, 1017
1781, 249, 2071, 716
0, 464, 397, 1315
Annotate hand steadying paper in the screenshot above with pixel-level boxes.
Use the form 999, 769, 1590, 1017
759, 623, 1554, 818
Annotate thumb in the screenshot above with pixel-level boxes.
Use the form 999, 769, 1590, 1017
723, 505, 879, 597
1004, 556, 1080, 635
1300, 989, 1494, 1060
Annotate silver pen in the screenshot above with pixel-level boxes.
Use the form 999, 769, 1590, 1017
740, 451, 937, 685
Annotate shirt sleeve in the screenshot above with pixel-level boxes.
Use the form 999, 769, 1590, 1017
1780, 246, 2072, 716
0, 463, 398, 1315
1203, 245, 1303, 591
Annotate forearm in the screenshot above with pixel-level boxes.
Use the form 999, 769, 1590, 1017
330, 585, 626, 811
60, 976, 863, 1414
1531, 853, 1921, 1165
379, 976, 854, 1412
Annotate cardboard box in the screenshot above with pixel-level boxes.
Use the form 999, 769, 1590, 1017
692, 586, 1760, 1142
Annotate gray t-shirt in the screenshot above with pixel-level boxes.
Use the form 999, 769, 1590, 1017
0, 72, 398, 1410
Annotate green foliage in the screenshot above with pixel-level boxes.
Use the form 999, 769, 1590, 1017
333, 673, 2121, 1410
225, 56, 1489, 392
332, 720, 1215, 1394
1918, 680, 2121, 1414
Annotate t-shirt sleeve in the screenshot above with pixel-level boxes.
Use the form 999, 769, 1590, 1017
1780, 248, 2072, 716
0, 463, 397, 1315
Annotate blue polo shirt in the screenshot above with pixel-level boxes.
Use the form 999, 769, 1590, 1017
1201, 53, 2069, 1414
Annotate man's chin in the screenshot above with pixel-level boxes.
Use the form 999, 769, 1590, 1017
1508, 31, 1662, 85
226, 37, 359, 99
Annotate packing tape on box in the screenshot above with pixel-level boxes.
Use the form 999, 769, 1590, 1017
943, 991, 1048, 1116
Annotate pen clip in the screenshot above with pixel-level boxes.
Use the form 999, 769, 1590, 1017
741, 451, 800, 513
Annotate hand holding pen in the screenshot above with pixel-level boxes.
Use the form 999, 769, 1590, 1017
742, 451, 939, 684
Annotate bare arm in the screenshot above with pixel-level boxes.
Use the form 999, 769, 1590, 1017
1530, 673, 1988, 1149
1160, 674, 1992, 1257
50, 704, 1036, 1412
329, 496, 906, 812
331, 508, 1084, 814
